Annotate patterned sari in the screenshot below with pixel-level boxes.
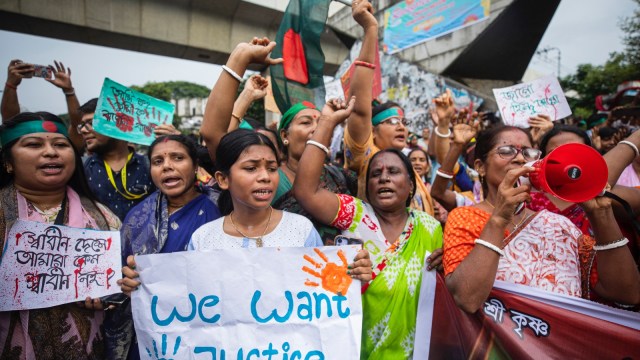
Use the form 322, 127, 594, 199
105, 186, 221, 359
331, 194, 443, 359
444, 207, 597, 299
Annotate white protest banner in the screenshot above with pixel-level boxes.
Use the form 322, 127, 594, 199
412, 266, 437, 359
132, 246, 362, 359
493, 75, 572, 128
0, 219, 122, 311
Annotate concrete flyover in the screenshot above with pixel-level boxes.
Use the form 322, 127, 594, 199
328, 0, 561, 95
0, 0, 350, 74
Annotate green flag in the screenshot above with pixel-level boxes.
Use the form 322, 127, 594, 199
271, 0, 331, 113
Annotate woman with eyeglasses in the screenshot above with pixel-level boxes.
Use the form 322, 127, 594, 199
442, 125, 640, 313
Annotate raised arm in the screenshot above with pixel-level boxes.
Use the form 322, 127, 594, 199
46, 61, 84, 151
228, 75, 268, 132
293, 97, 355, 225
431, 116, 479, 211
581, 196, 640, 305
432, 90, 456, 164
2, 60, 33, 121
201, 38, 282, 161
604, 129, 640, 185
344, 0, 377, 145
528, 114, 554, 148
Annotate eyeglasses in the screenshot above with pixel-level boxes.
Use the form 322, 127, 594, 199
493, 145, 542, 161
380, 117, 408, 126
76, 120, 93, 134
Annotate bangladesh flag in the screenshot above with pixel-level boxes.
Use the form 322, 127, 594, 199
271, 0, 331, 113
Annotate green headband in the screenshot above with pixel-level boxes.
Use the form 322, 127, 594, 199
587, 117, 606, 129
0, 120, 69, 147
372, 107, 404, 126
238, 120, 253, 130
278, 101, 316, 135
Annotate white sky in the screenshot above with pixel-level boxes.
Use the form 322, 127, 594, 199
0, 0, 635, 115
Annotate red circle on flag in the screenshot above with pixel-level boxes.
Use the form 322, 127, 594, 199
302, 101, 316, 109
42, 121, 58, 132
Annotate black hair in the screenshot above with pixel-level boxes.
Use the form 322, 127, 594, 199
372, 101, 402, 120
597, 126, 617, 140
408, 147, 430, 164
148, 134, 199, 166
78, 98, 98, 115
215, 129, 280, 215
539, 124, 591, 158
244, 117, 284, 159
0, 112, 107, 223
365, 148, 417, 207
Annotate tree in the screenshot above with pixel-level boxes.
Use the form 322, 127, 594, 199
620, 0, 640, 67
130, 81, 212, 130
560, 53, 640, 118
236, 77, 266, 122
130, 81, 210, 101
560, 0, 640, 119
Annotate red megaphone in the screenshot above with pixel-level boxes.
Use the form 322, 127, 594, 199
527, 143, 608, 203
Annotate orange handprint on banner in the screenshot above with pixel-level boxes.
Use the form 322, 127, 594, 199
302, 248, 352, 295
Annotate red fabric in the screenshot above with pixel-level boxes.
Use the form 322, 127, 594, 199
428, 273, 640, 359
282, 29, 309, 85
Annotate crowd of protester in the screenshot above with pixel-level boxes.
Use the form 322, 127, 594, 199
1, 0, 639, 359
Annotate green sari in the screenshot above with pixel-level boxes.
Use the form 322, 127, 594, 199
361, 210, 443, 359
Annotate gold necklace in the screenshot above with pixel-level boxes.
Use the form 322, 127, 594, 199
484, 200, 528, 230
228, 207, 273, 247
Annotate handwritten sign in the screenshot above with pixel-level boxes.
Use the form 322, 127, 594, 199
0, 220, 122, 311
94, 78, 175, 145
132, 246, 362, 359
493, 75, 572, 128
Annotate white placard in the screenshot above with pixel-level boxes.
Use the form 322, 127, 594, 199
132, 246, 362, 359
493, 75, 572, 128
0, 219, 122, 311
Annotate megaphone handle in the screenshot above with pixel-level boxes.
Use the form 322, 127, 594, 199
602, 191, 640, 236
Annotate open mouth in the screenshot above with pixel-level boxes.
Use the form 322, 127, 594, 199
162, 177, 182, 187
377, 187, 394, 195
253, 189, 273, 200
40, 163, 64, 174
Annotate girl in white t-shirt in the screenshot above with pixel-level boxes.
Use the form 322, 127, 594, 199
189, 129, 323, 250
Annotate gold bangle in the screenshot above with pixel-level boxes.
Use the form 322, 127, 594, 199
231, 113, 242, 121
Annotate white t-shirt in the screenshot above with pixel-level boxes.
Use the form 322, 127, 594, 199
189, 211, 323, 250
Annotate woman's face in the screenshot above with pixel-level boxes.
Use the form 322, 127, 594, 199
545, 131, 586, 155
280, 108, 321, 161
477, 130, 534, 190
373, 107, 408, 151
149, 140, 197, 200
217, 145, 279, 211
409, 150, 430, 177
10, 133, 75, 192
367, 152, 412, 212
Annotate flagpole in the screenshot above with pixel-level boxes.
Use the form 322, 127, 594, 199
333, 0, 352, 5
